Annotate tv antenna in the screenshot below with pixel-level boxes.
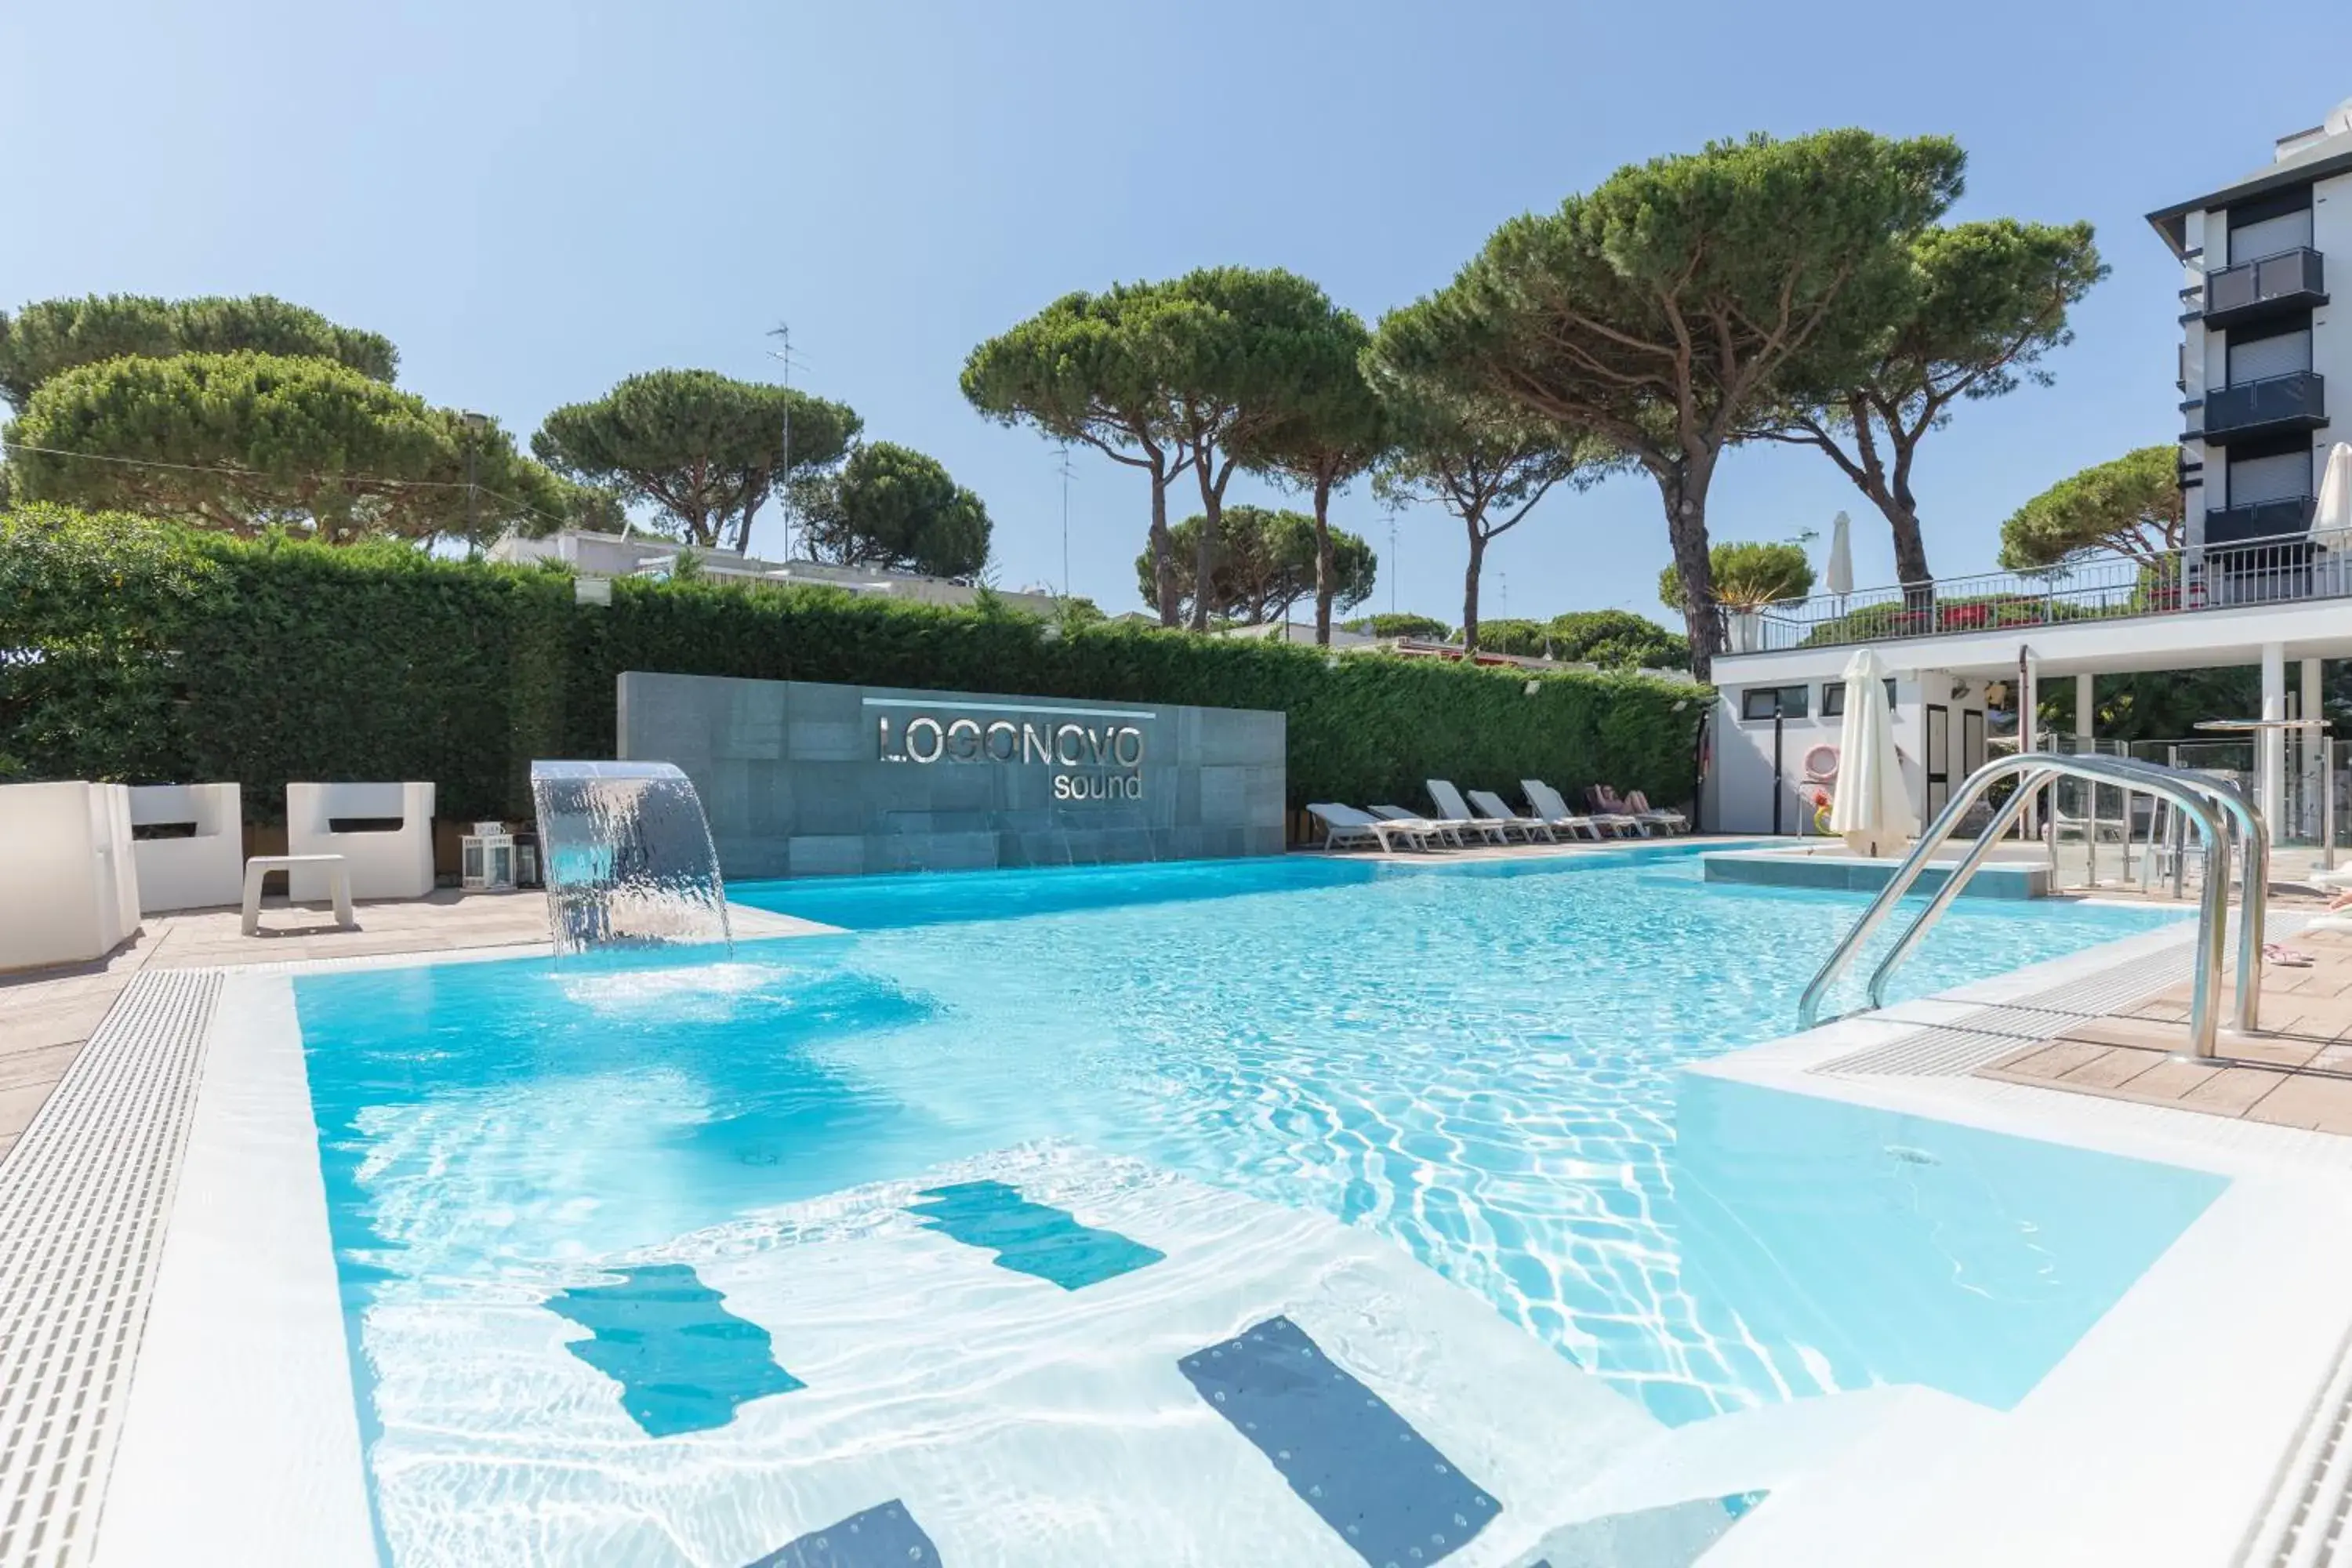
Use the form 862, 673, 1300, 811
1054, 445, 1078, 604
765, 322, 808, 558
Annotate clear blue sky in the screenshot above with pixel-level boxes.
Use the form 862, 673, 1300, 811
5, 1, 2346, 626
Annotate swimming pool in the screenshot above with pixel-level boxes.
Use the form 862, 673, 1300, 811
293, 845, 2221, 1559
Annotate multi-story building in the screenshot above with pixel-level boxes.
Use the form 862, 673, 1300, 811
2151, 100, 2349, 548
1699, 98, 2352, 841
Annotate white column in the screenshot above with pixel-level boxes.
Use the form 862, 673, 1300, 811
2303, 658, 2325, 841
2074, 673, 2094, 750
2261, 643, 2288, 835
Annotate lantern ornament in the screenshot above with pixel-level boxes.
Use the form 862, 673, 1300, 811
461, 821, 517, 891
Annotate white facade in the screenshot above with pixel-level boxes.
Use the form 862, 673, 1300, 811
488, 530, 1063, 615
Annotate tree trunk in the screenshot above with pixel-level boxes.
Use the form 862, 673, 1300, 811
737, 488, 765, 556
1191, 452, 1218, 633
1311, 469, 1336, 646
1461, 526, 1486, 659
1657, 463, 1719, 683
1882, 446, 1933, 608
1149, 461, 1180, 627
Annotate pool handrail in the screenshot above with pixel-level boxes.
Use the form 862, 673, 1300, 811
1798, 752, 2267, 1058
1863, 760, 2266, 1032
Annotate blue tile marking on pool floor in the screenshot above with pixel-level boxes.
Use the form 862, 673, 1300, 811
1178, 1315, 1498, 1566
1523, 1489, 1766, 1566
743, 1500, 940, 1566
546, 1263, 804, 1437
906, 1180, 1164, 1290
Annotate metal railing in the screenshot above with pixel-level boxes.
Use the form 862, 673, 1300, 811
1731, 523, 2350, 654
1797, 753, 2269, 1058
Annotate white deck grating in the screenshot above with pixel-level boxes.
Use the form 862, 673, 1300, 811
0, 971, 220, 1568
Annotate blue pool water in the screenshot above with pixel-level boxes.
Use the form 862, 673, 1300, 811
297, 845, 2217, 1432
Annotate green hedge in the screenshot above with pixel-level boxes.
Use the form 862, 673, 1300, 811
2, 507, 1710, 823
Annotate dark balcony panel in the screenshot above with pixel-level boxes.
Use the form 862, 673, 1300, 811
2204, 247, 2327, 329
2205, 495, 2316, 546
2203, 372, 2327, 445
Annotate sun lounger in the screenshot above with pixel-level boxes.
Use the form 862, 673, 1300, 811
1519, 780, 1607, 840
1581, 786, 1652, 837
1467, 788, 1559, 842
1373, 804, 1472, 847
1423, 781, 1519, 844
1307, 803, 1441, 852
1624, 790, 1690, 833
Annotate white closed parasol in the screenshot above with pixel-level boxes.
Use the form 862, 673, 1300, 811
1825, 511, 1854, 598
1828, 647, 1917, 858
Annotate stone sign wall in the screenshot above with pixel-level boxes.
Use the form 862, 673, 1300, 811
616, 671, 1287, 878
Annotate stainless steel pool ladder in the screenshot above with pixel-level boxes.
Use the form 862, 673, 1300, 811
1798, 753, 2269, 1060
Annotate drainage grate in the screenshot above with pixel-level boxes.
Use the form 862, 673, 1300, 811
1815, 913, 2310, 1079
0, 970, 221, 1568
2238, 1312, 2352, 1567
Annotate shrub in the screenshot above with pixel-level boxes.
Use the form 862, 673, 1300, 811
2, 509, 1711, 822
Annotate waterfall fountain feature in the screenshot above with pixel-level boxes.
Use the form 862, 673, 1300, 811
529, 760, 734, 956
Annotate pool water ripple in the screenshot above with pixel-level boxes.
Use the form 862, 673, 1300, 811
299, 850, 2218, 1432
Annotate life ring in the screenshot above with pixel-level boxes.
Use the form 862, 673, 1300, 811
1803, 744, 1840, 782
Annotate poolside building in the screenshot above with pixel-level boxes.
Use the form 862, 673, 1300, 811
488, 527, 1065, 615
1706, 97, 2352, 842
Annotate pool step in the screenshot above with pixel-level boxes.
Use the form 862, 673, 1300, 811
355, 1145, 1668, 1566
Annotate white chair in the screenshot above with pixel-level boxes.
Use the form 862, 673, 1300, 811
1518, 780, 1609, 840
1467, 788, 1560, 843
1423, 781, 1518, 844
285, 782, 436, 901
1306, 803, 1440, 851
1372, 804, 1472, 846
129, 782, 245, 912
0, 781, 140, 969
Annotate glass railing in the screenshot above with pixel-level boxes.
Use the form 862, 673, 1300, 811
1730, 524, 2351, 654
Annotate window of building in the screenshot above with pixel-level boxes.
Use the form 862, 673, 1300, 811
2227, 314, 2313, 385
1819, 678, 1898, 718
1740, 685, 1809, 720
2226, 434, 2315, 506
2227, 184, 2314, 264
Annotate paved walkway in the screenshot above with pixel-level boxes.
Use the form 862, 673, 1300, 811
0, 890, 822, 1165
1982, 921, 2352, 1134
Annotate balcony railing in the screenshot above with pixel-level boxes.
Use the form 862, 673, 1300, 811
2203, 369, 2327, 444
1729, 524, 2352, 655
2207, 495, 2318, 545
2203, 246, 2327, 329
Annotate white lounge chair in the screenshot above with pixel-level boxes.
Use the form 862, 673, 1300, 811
1424, 781, 1518, 844
129, 782, 244, 912
1623, 789, 1690, 834
1307, 803, 1440, 852
1373, 804, 1473, 847
1519, 780, 1606, 841
1468, 788, 1560, 843
1579, 786, 1650, 837
0, 782, 140, 969
285, 781, 436, 901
